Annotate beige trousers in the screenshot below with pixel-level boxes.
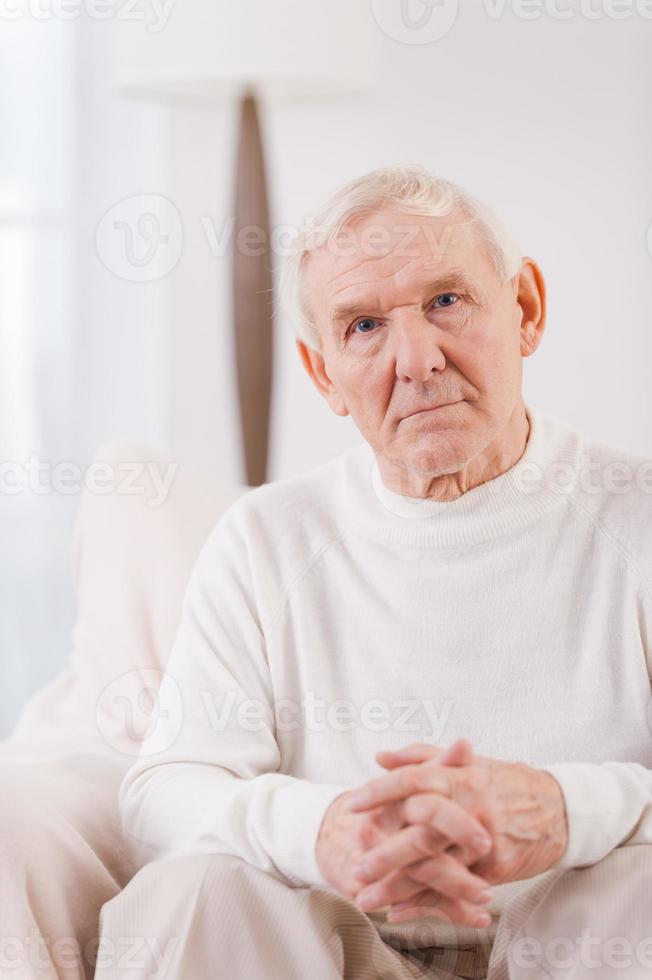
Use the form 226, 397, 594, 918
0, 747, 131, 980
94, 843, 652, 980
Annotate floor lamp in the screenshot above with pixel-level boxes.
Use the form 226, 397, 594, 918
112, 0, 376, 484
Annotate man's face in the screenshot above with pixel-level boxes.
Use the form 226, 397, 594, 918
298, 208, 544, 492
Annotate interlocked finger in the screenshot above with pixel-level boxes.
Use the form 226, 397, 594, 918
387, 887, 493, 928
353, 794, 491, 888
355, 848, 491, 913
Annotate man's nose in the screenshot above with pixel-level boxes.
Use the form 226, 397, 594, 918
393, 313, 446, 383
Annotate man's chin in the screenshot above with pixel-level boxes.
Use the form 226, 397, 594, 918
382, 451, 471, 496
373, 431, 473, 491
405, 434, 468, 478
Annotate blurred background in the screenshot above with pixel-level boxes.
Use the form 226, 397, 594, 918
1, 0, 651, 735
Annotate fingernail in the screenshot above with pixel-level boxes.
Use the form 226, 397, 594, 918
476, 890, 492, 904
472, 835, 492, 853
473, 912, 491, 928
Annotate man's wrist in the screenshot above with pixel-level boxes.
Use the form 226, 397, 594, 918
538, 768, 570, 867
536, 761, 627, 871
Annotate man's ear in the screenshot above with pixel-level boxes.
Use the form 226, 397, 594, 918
295, 339, 349, 417
515, 257, 546, 357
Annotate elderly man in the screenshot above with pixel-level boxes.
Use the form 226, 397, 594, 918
96, 166, 652, 979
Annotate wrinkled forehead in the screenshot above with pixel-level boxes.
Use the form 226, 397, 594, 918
304, 208, 489, 309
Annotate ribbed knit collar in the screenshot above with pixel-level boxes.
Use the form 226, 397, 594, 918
346, 403, 585, 549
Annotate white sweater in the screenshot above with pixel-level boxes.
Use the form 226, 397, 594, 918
120, 402, 652, 924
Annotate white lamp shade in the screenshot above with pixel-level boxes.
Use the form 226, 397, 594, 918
113, 0, 378, 101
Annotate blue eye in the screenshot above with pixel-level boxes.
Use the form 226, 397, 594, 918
352, 318, 378, 334
433, 293, 459, 308
350, 294, 460, 337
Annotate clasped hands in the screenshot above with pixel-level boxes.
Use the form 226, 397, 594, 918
315, 738, 569, 927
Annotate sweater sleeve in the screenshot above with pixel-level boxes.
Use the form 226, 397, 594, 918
539, 761, 652, 870
538, 551, 652, 871
118, 500, 348, 888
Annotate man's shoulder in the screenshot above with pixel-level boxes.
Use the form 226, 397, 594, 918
186, 442, 373, 616
572, 426, 652, 576
214, 440, 373, 545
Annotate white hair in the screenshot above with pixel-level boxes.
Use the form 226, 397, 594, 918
278, 164, 523, 351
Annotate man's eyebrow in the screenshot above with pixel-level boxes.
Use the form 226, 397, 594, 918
329, 270, 477, 328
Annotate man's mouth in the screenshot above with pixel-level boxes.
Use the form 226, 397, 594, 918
403, 400, 460, 419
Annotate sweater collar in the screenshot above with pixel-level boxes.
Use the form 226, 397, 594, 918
353, 403, 584, 548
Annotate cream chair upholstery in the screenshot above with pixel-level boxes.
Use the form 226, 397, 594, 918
0, 441, 246, 979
